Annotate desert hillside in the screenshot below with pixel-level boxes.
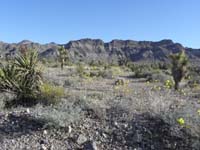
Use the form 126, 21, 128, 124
0, 48, 200, 149
1, 39, 200, 64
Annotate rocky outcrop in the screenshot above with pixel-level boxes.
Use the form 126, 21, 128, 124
0, 39, 200, 63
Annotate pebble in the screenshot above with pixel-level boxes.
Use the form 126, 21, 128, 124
68, 125, 72, 133
77, 134, 87, 145
83, 141, 98, 150
43, 130, 48, 135
41, 144, 47, 150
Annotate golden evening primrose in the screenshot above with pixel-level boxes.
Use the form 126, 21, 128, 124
197, 109, 200, 115
177, 118, 185, 125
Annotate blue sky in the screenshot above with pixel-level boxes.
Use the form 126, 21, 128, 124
0, 0, 199, 48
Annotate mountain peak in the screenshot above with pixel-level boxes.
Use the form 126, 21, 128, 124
18, 40, 32, 44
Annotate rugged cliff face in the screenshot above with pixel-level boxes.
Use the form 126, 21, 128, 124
1, 38, 200, 63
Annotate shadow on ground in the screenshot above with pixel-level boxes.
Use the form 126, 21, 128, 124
101, 106, 200, 150
0, 113, 46, 140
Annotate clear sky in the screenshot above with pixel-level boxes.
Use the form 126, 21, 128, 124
0, 0, 199, 48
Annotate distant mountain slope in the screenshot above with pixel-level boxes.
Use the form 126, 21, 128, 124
0, 39, 200, 63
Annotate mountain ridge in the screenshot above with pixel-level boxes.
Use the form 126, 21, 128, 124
0, 38, 200, 63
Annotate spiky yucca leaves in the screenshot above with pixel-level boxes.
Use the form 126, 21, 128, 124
170, 50, 188, 90
57, 46, 68, 70
0, 63, 21, 94
0, 50, 43, 106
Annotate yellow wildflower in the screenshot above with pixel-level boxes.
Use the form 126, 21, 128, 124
197, 109, 200, 115
177, 118, 185, 125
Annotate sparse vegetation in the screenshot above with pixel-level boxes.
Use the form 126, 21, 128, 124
0, 49, 199, 149
39, 82, 65, 105
76, 63, 85, 77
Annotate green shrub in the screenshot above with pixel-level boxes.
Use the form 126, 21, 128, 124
164, 79, 174, 89
115, 79, 125, 86
39, 83, 65, 105
170, 50, 188, 90
98, 69, 113, 79
76, 63, 85, 77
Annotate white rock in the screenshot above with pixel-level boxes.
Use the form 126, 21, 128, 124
26, 108, 30, 113
41, 144, 47, 150
77, 134, 87, 145
68, 125, 72, 133
43, 130, 48, 135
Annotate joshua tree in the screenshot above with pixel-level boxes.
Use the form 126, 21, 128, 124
57, 46, 68, 70
170, 50, 188, 90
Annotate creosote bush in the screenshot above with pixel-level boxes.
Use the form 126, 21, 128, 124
39, 82, 65, 105
170, 50, 188, 90
76, 63, 87, 77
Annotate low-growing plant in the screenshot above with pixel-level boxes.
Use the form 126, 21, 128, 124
115, 79, 125, 86
32, 100, 84, 128
164, 79, 174, 89
76, 63, 85, 77
39, 83, 65, 105
113, 79, 131, 96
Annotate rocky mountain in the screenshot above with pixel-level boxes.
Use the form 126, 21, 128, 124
0, 38, 200, 64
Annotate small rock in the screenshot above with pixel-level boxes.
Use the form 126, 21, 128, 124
26, 108, 30, 113
83, 141, 98, 150
102, 133, 107, 138
77, 134, 87, 145
68, 125, 72, 133
40, 139, 48, 145
123, 123, 128, 128
43, 130, 48, 135
41, 144, 47, 150
114, 121, 118, 127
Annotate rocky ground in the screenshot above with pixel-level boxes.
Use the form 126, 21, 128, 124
0, 66, 200, 150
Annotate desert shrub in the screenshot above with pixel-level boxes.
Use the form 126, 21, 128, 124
113, 79, 131, 96
118, 57, 129, 66
111, 66, 123, 76
134, 67, 152, 78
146, 72, 172, 83
170, 50, 188, 90
98, 69, 113, 79
115, 79, 125, 86
103, 63, 112, 70
76, 63, 85, 77
0, 50, 43, 106
32, 99, 84, 128
64, 78, 76, 87
127, 63, 152, 78
39, 83, 65, 105
40, 58, 48, 65
158, 62, 170, 70
188, 66, 200, 76
89, 68, 113, 79
164, 79, 174, 89
89, 60, 107, 67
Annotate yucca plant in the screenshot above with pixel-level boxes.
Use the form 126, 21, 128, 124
0, 50, 43, 106
170, 50, 188, 90
57, 46, 68, 70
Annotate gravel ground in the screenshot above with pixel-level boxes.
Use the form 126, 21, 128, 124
0, 66, 200, 150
